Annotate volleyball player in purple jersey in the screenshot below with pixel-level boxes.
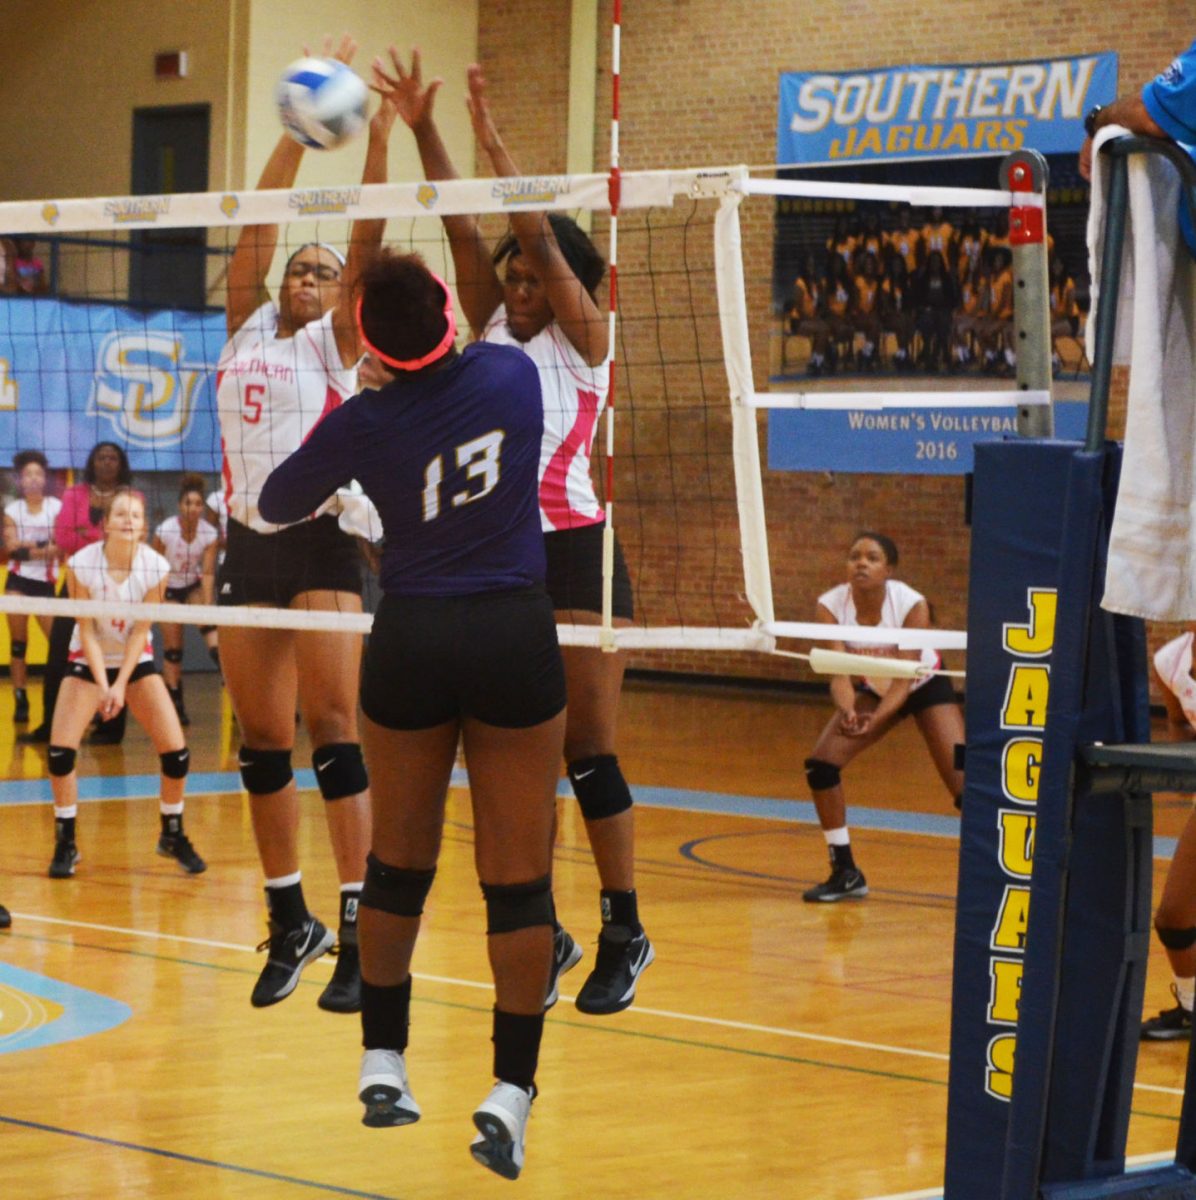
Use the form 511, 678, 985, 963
261, 251, 565, 1181
380, 46, 651, 1017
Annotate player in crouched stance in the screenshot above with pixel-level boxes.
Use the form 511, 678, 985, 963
47, 490, 204, 878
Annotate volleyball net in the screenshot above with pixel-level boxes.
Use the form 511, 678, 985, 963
0, 163, 1051, 662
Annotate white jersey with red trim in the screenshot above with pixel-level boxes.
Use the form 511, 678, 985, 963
217, 303, 357, 533
4, 497, 61, 584
67, 541, 170, 667
482, 306, 609, 532
816, 579, 939, 694
154, 515, 219, 590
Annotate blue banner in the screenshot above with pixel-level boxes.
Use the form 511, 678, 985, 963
0, 297, 224, 472
767, 400, 1089, 474
778, 53, 1118, 167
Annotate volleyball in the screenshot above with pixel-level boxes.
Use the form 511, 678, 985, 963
276, 57, 368, 150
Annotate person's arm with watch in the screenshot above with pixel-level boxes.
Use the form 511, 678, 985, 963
1079, 97, 1168, 180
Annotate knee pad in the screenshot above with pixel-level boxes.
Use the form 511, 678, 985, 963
804, 757, 842, 791
1156, 923, 1196, 951
160, 748, 190, 780
361, 853, 436, 918
9, 639, 26, 661
311, 742, 368, 801
567, 754, 633, 820
238, 746, 293, 795
481, 876, 554, 935
198, 625, 216, 638
47, 745, 77, 777
163, 648, 184, 665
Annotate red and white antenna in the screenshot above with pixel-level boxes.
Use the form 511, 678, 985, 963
600, 0, 622, 649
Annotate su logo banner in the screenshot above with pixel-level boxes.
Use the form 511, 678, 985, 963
0, 297, 224, 471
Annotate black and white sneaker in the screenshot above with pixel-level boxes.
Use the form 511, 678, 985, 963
156, 833, 207, 874
0, 903, 10, 929
250, 916, 334, 1008
1142, 985, 1194, 1041
575, 927, 654, 1015
318, 937, 361, 1013
48, 840, 79, 879
359, 1049, 421, 1127
802, 866, 868, 902
544, 926, 583, 1011
471, 1081, 534, 1180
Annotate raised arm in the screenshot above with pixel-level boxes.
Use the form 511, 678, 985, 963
226, 35, 359, 336
376, 47, 501, 335
331, 52, 404, 366
467, 65, 608, 366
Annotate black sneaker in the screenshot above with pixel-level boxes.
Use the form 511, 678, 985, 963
802, 866, 868, 902
575, 927, 654, 1015
544, 926, 583, 1011
13, 692, 29, 724
1142, 985, 1193, 1041
157, 833, 207, 874
250, 916, 335, 1008
48, 840, 79, 879
19, 723, 48, 745
0, 904, 10, 929
317, 938, 361, 1013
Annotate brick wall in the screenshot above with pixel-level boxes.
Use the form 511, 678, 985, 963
479, 1, 1189, 688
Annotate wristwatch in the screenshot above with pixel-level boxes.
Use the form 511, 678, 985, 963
1084, 104, 1104, 139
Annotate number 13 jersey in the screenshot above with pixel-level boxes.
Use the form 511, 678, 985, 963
217, 303, 358, 533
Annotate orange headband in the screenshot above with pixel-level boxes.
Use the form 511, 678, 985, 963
356, 273, 458, 372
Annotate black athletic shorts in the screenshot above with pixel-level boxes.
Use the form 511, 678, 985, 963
165, 581, 201, 604
860, 673, 958, 719
543, 522, 634, 619
67, 659, 158, 686
5, 573, 56, 599
362, 586, 566, 731
218, 515, 362, 608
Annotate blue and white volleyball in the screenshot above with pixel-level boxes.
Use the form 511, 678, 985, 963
276, 58, 368, 150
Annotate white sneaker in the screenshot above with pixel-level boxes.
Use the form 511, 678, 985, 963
470, 1081, 534, 1180
359, 1049, 421, 1127
1154, 632, 1196, 728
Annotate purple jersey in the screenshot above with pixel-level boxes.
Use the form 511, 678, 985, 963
259, 342, 546, 596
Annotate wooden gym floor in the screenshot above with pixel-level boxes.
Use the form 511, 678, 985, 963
0, 673, 1190, 1199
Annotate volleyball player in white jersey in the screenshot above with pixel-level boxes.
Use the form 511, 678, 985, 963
152, 474, 219, 726
4, 450, 61, 724
216, 36, 399, 1013
387, 51, 651, 1013
803, 532, 964, 901
47, 490, 204, 878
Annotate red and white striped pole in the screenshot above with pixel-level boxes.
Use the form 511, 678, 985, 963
599, 0, 622, 649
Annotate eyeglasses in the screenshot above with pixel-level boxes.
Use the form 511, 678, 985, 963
286, 262, 341, 283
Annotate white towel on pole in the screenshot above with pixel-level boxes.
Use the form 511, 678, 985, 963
1089, 126, 1196, 620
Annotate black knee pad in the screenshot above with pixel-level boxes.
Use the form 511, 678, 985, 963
311, 742, 368, 801
567, 754, 633, 820
160, 748, 190, 780
47, 745, 77, 776
198, 625, 216, 638
360, 853, 436, 918
163, 648, 184, 665
481, 875, 554, 935
238, 746, 293, 795
804, 757, 842, 791
10, 639, 26, 661
1156, 923, 1196, 951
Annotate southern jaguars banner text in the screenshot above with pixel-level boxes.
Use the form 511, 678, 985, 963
778, 53, 1118, 166
0, 297, 222, 471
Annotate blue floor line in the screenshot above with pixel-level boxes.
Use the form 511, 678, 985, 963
0, 767, 1178, 859
0, 1114, 402, 1199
